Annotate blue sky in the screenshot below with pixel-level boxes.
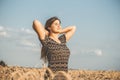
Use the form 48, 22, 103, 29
0, 0, 120, 70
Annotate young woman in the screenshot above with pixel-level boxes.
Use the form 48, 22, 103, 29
33, 16, 76, 73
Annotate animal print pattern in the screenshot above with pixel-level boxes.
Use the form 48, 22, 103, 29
40, 34, 70, 73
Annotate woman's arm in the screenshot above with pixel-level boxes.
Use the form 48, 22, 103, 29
32, 20, 49, 40
60, 26, 76, 42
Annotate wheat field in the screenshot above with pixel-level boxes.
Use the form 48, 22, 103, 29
0, 65, 120, 80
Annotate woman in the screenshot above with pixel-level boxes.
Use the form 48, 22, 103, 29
33, 16, 76, 73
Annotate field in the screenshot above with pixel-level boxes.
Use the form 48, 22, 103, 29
0, 66, 120, 80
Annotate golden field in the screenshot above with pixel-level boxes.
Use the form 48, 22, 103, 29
0, 65, 120, 80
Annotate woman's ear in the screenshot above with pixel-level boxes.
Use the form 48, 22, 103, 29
48, 27, 51, 31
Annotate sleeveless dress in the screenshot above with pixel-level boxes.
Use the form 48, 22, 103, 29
40, 34, 70, 73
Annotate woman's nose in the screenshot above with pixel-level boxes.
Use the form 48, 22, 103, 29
58, 25, 61, 28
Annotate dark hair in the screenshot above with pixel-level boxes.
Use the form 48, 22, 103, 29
45, 16, 61, 32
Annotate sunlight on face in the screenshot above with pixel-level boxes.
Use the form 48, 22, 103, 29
50, 20, 61, 33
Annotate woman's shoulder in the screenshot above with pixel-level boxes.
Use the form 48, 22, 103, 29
59, 34, 66, 43
39, 35, 49, 45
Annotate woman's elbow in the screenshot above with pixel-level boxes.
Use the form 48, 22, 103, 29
33, 19, 38, 24
32, 19, 40, 29
32, 20, 38, 31
72, 26, 76, 31
33, 19, 38, 26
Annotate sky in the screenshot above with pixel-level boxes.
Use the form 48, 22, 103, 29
0, 0, 120, 70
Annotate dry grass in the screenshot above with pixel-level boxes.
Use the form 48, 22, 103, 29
0, 65, 120, 80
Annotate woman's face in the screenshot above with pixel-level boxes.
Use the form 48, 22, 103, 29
49, 20, 61, 33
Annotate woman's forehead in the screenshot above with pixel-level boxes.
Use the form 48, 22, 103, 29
53, 20, 60, 24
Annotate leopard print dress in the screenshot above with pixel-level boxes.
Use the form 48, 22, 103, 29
40, 34, 70, 73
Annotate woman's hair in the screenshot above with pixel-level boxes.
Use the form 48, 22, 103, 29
45, 16, 61, 32
41, 16, 61, 63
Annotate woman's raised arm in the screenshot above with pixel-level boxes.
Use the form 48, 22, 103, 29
60, 26, 76, 42
33, 20, 49, 40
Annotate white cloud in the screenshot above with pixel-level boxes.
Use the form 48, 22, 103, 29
21, 39, 36, 47
0, 26, 4, 31
0, 26, 40, 57
94, 49, 103, 56
0, 26, 9, 37
81, 48, 103, 56
0, 31, 7, 37
21, 28, 34, 34
0, 26, 36, 38
20, 39, 40, 52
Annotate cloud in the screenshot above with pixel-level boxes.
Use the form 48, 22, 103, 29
21, 39, 37, 47
0, 31, 7, 37
0, 26, 35, 37
0, 26, 39, 49
0, 26, 4, 31
19, 39, 40, 52
0, 26, 9, 37
94, 49, 103, 56
81, 48, 103, 56
21, 28, 34, 34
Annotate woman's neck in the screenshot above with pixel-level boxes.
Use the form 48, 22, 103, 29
49, 33, 59, 39
49, 33, 61, 43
